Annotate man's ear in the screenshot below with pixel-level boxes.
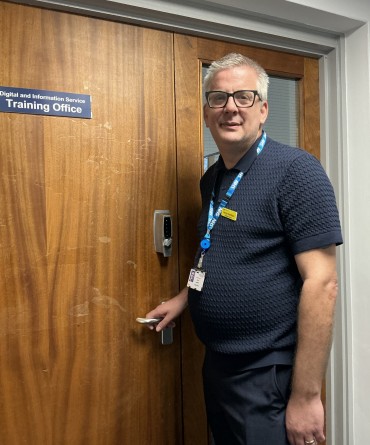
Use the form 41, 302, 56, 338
260, 100, 269, 125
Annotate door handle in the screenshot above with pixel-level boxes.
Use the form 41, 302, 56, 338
136, 317, 173, 345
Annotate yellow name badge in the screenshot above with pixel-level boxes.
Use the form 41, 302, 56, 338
221, 208, 238, 221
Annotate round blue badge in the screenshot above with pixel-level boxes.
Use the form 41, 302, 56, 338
200, 238, 211, 250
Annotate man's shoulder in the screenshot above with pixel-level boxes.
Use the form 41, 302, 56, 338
262, 138, 325, 181
264, 137, 310, 161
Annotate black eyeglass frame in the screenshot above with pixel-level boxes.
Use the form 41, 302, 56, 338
205, 90, 262, 108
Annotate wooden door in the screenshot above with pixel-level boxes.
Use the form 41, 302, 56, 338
0, 2, 181, 444
174, 34, 320, 445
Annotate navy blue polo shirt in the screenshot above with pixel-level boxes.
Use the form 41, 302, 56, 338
188, 135, 343, 368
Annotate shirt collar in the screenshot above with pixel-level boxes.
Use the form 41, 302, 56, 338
215, 133, 264, 174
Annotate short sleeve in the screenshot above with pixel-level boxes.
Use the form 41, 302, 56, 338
277, 152, 343, 254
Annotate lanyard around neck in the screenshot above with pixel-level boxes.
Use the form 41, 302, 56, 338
199, 131, 267, 255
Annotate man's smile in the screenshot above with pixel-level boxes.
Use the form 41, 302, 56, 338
220, 121, 241, 128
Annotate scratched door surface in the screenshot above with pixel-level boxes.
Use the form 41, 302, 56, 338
0, 2, 181, 444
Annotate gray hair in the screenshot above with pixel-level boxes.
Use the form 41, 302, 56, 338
203, 53, 269, 101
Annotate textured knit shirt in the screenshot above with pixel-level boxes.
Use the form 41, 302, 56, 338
188, 135, 343, 361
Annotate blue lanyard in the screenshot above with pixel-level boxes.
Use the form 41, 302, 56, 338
199, 131, 267, 255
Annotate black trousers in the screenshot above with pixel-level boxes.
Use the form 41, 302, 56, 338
203, 351, 292, 445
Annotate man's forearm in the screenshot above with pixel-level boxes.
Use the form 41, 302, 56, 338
291, 276, 338, 399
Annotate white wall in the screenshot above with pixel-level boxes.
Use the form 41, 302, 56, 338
290, 0, 370, 19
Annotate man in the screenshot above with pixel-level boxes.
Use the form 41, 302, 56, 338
146, 53, 342, 445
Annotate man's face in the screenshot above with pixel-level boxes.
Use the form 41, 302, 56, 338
204, 66, 268, 154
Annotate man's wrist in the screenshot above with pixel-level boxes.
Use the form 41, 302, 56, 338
290, 386, 322, 402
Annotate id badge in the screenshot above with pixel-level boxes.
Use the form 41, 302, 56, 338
187, 268, 206, 291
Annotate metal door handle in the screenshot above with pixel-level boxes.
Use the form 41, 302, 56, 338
136, 317, 173, 345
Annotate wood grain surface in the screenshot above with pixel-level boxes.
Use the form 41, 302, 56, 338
0, 3, 181, 444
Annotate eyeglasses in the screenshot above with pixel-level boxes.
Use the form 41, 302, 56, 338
205, 90, 261, 108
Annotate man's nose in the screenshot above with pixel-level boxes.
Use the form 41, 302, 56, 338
223, 95, 238, 111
